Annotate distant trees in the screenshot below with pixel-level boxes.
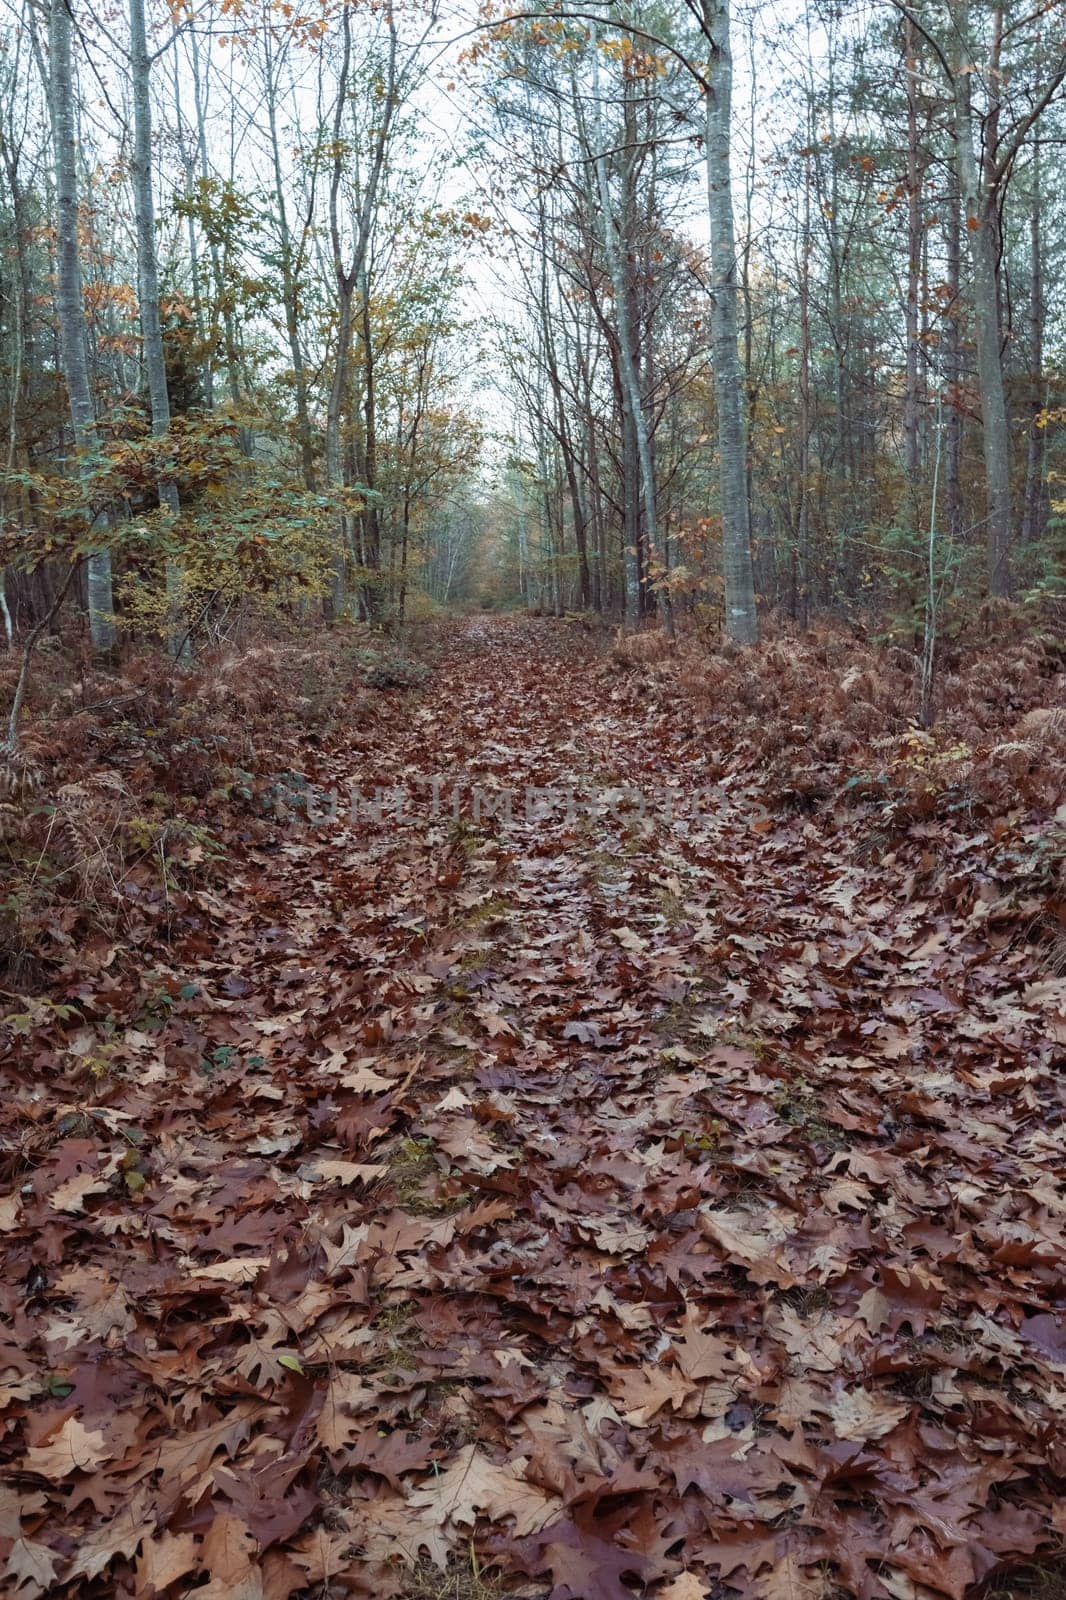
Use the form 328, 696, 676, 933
0, 0, 484, 650
471, 0, 1066, 637
1, 0, 1065, 657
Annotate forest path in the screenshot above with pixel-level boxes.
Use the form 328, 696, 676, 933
10, 617, 1065, 1599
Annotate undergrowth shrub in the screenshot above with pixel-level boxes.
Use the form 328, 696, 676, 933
0, 622, 438, 988
651, 608, 1066, 960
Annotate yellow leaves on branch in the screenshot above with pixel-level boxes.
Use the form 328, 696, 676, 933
599, 32, 665, 78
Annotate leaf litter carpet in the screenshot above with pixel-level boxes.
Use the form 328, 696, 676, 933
2, 618, 1065, 1599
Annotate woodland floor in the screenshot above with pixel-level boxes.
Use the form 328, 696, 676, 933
2, 616, 1066, 1600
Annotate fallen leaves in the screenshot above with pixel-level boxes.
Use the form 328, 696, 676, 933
5, 1537, 58, 1596
301, 1157, 388, 1186
48, 1166, 113, 1213
24, 1417, 110, 1479
829, 1387, 910, 1441
196, 1514, 262, 1600
408, 1443, 558, 1540
658, 1575, 710, 1600
190, 1256, 269, 1284
133, 1532, 198, 1596
2, 617, 1065, 1598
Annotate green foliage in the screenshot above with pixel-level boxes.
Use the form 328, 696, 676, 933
874, 518, 966, 644
2, 412, 341, 643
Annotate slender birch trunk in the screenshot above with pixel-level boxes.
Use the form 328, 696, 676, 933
170, 44, 210, 404
49, 0, 114, 653
129, 0, 186, 654
797, 146, 812, 631
903, 14, 922, 528
954, 1, 1012, 597
701, 0, 757, 644
587, 34, 645, 625
263, 25, 315, 490
943, 149, 963, 546
1022, 146, 1048, 545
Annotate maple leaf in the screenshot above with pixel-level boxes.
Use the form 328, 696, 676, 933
408, 1444, 559, 1539
320, 1220, 370, 1277
49, 1168, 112, 1213
302, 1157, 387, 1186
4, 1538, 58, 1597
68, 1495, 150, 1582
773, 1306, 845, 1372
196, 1514, 262, 1600
617, 1364, 695, 1426
579, 1214, 650, 1256
535, 1528, 651, 1600
246, 1131, 300, 1156
672, 1307, 736, 1381
288, 1525, 353, 1583
750, 1552, 828, 1600
316, 1371, 379, 1452
436, 1085, 472, 1110
659, 1576, 710, 1600
356, 1496, 452, 1570
348, 1426, 437, 1490
233, 1310, 302, 1387
698, 1207, 797, 1287
340, 1061, 396, 1092
766, 1376, 832, 1428
856, 1286, 890, 1333
829, 1387, 910, 1441
562, 1018, 615, 1045
25, 1417, 110, 1479
474, 1002, 518, 1037
135, 1532, 199, 1595
0, 1489, 46, 1543
149, 1409, 255, 1495
54, 1266, 136, 1343
434, 1118, 515, 1174
189, 1255, 269, 1283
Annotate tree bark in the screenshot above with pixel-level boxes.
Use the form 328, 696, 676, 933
702, 0, 758, 644
129, 0, 185, 654
48, 0, 114, 653
263, 25, 315, 491
797, 145, 812, 631
587, 37, 642, 624
954, 1, 1012, 597
1022, 145, 1048, 545
903, 14, 922, 526
943, 148, 963, 546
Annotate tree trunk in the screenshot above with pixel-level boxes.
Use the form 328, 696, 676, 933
48, 0, 114, 653
797, 147, 812, 631
189, 27, 241, 409
1022, 146, 1048, 545
170, 43, 211, 406
903, 14, 922, 528
324, 281, 354, 613
587, 38, 642, 624
263, 26, 315, 490
943, 151, 963, 546
702, 0, 758, 644
359, 275, 380, 617
954, 2, 1012, 597
129, 0, 185, 655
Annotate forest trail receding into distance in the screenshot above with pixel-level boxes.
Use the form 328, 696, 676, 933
2, 616, 1065, 1600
